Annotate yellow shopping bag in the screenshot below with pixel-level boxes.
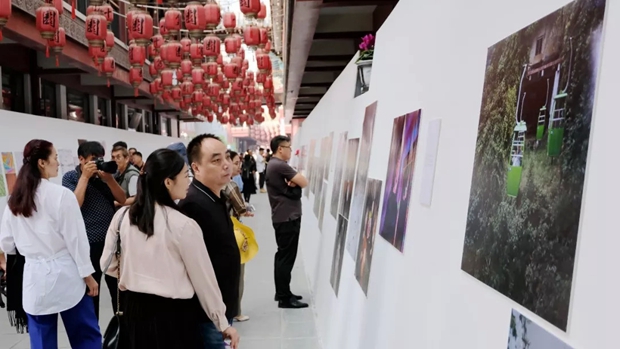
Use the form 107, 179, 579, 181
231, 216, 259, 264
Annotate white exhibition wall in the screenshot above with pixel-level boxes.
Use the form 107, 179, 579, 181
0, 110, 182, 213
293, 0, 620, 348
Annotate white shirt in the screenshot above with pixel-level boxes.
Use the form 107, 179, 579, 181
256, 153, 266, 172
0, 180, 95, 315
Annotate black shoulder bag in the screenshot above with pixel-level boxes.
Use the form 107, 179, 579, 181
102, 208, 129, 349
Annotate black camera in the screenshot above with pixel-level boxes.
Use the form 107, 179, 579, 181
95, 158, 118, 174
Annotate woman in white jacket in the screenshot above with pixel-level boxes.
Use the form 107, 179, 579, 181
0, 139, 101, 349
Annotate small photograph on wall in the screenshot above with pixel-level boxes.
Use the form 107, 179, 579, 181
347, 101, 378, 259
508, 309, 573, 349
0, 172, 7, 197
306, 140, 317, 198
379, 110, 422, 252
330, 214, 348, 296
461, 0, 606, 331
2, 152, 17, 195
355, 178, 382, 296
318, 133, 334, 231
330, 132, 348, 219
313, 137, 327, 218
339, 138, 360, 219
13, 152, 24, 174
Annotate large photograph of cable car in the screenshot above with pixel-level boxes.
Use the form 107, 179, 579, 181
461, 0, 606, 331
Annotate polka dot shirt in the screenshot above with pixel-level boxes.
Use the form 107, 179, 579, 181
62, 170, 116, 244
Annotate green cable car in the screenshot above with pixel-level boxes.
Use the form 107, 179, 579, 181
536, 106, 546, 140
507, 120, 527, 197
547, 92, 567, 157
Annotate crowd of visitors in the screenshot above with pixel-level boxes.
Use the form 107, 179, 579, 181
0, 134, 308, 348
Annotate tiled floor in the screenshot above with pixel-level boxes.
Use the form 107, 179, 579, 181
0, 191, 322, 349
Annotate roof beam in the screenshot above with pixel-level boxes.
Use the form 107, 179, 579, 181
322, 0, 397, 7
313, 31, 370, 40
297, 92, 325, 97
304, 66, 346, 72
38, 68, 85, 76
307, 54, 352, 62
300, 82, 333, 87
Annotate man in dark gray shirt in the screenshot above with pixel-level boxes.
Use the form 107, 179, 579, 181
265, 136, 309, 309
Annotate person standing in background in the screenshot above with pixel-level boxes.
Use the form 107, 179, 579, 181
179, 134, 241, 349
256, 148, 266, 193
1, 139, 101, 348
111, 146, 140, 207
62, 141, 127, 319
224, 150, 253, 323
266, 136, 309, 309
132, 151, 145, 173
241, 152, 257, 203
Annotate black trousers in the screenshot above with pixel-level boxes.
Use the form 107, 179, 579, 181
273, 218, 301, 300
89, 241, 118, 319
259, 171, 266, 189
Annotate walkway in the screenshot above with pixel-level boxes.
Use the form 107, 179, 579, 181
0, 192, 322, 349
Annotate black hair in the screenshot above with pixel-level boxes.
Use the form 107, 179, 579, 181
134, 151, 143, 158
270, 135, 291, 153
227, 150, 239, 161
128, 147, 137, 152
187, 133, 222, 166
8, 139, 54, 217
129, 149, 186, 238
78, 141, 105, 159
259, 147, 264, 151
113, 141, 128, 149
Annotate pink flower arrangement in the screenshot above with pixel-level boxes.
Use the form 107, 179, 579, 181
357, 33, 375, 63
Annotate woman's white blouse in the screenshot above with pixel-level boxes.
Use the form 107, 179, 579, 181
0, 179, 95, 316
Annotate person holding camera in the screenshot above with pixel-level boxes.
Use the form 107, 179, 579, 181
62, 141, 127, 319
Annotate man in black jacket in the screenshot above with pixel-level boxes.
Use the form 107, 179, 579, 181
179, 134, 241, 348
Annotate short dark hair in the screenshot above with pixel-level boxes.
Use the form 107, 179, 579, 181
187, 133, 222, 165
259, 147, 264, 151
270, 135, 290, 153
78, 141, 105, 159
134, 151, 143, 158
113, 141, 128, 149
112, 146, 129, 158
226, 150, 239, 161
128, 147, 137, 152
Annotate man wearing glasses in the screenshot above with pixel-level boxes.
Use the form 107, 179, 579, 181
265, 136, 309, 309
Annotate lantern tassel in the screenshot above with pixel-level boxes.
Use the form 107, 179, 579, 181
0, 30, 3, 42
107, 78, 110, 88
71, 0, 76, 19
46, 45, 49, 58
55, 55, 59, 67
134, 88, 138, 97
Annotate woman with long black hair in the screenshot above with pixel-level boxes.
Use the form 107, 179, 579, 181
0, 139, 101, 348
101, 148, 239, 349
241, 152, 257, 203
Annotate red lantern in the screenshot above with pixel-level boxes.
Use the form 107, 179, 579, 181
105, 31, 114, 52
0, 0, 11, 41
184, 2, 206, 40
217, 54, 224, 66
180, 37, 192, 57
181, 80, 194, 97
149, 80, 158, 95
256, 72, 266, 84
159, 18, 169, 40
234, 35, 243, 52
203, 35, 221, 60
192, 89, 204, 106
154, 77, 163, 96
264, 40, 272, 52
89, 45, 106, 66
222, 79, 230, 89
257, 3, 267, 19
243, 26, 260, 47
190, 43, 203, 65
242, 59, 249, 70
129, 67, 143, 95
86, 4, 113, 23
192, 67, 205, 87
45, 0, 62, 17
126, 6, 137, 32
181, 59, 193, 77
223, 62, 239, 80
247, 85, 255, 96
256, 53, 271, 72
204, 2, 220, 30
206, 113, 214, 123
224, 36, 238, 54
259, 28, 268, 46
264, 75, 274, 90
164, 8, 182, 36
48, 27, 65, 66
101, 56, 115, 86
129, 42, 146, 68
232, 78, 243, 93
223, 12, 236, 31
203, 95, 212, 109
171, 86, 182, 101
147, 44, 157, 60
153, 55, 166, 74
37, 4, 59, 40
149, 63, 158, 77
129, 11, 153, 47
164, 41, 182, 68
215, 72, 224, 84
205, 61, 218, 77
240, 0, 260, 17
207, 83, 220, 99
221, 115, 229, 124
161, 69, 174, 91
